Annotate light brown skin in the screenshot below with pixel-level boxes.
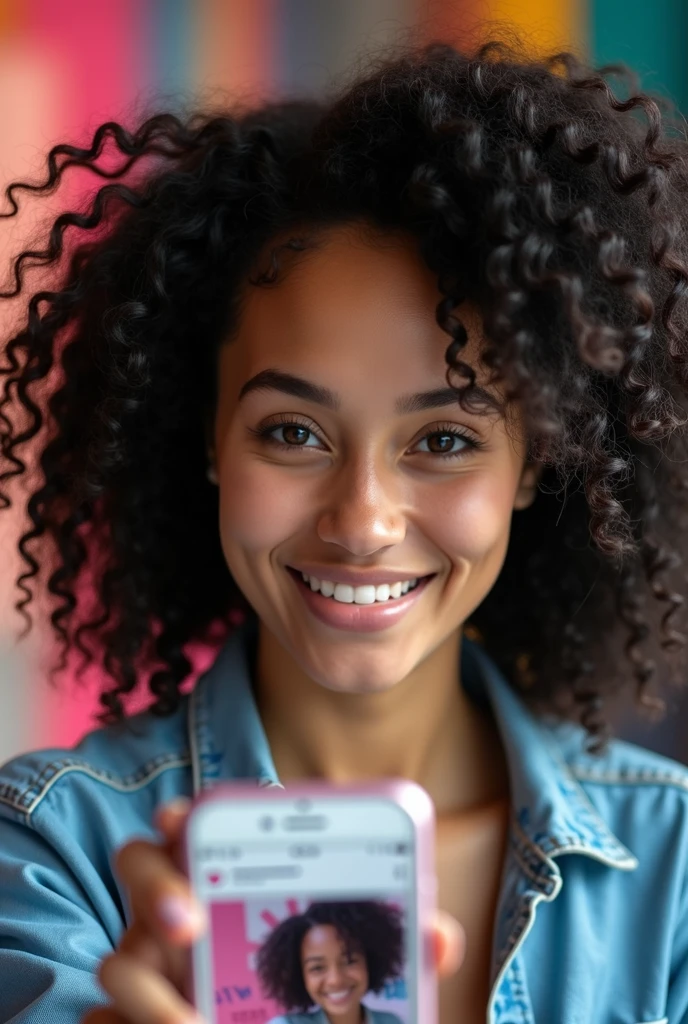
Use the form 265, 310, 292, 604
87, 225, 539, 1023
300, 924, 369, 1024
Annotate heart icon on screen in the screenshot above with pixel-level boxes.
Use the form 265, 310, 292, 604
208, 872, 222, 885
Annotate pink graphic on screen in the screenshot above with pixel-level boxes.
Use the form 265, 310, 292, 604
210, 898, 409, 1024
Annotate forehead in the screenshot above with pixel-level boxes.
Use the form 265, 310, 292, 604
229, 224, 487, 385
301, 923, 344, 953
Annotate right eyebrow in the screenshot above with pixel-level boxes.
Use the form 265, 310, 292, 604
239, 369, 339, 410
238, 368, 503, 415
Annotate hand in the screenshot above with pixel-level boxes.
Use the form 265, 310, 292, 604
82, 798, 205, 1024
83, 799, 465, 1024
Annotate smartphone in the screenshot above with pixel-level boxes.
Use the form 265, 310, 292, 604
183, 779, 437, 1024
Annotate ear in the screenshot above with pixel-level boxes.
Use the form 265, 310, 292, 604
513, 461, 542, 511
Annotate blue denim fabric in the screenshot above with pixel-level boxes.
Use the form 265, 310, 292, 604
0, 624, 686, 1024
268, 1010, 402, 1024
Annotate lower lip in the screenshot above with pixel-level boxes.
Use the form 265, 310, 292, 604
289, 569, 434, 633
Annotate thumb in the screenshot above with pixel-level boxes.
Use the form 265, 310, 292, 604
433, 910, 466, 978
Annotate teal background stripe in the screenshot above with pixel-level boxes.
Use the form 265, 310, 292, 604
590, 0, 688, 760
590, 0, 688, 113
150, 0, 192, 102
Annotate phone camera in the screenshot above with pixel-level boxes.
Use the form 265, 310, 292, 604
258, 815, 275, 831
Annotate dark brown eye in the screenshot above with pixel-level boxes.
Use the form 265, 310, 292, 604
426, 432, 457, 453
281, 424, 310, 445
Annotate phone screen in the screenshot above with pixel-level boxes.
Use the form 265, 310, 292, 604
187, 793, 420, 1024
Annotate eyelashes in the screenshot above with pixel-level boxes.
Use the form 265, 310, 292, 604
412, 422, 485, 459
248, 415, 486, 461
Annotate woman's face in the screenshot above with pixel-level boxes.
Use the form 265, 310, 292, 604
212, 224, 538, 693
300, 924, 369, 1016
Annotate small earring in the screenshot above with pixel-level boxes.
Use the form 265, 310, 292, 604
207, 463, 219, 485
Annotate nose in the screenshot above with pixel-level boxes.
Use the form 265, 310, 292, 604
324, 962, 348, 990
316, 455, 406, 557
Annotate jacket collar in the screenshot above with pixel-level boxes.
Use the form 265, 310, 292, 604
188, 620, 279, 793
296, 1009, 376, 1023
463, 642, 637, 872
188, 622, 637, 871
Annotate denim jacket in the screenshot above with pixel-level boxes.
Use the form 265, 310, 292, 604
268, 1009, 402, 1024
268, 1010, 402, 1024
1, 624, 688, 1024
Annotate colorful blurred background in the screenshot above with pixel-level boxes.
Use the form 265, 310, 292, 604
1, 0, 687, 763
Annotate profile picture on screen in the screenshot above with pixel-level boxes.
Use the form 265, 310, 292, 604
256, 899, 406, 1024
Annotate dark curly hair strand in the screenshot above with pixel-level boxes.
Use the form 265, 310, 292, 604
1, 38, 688, 750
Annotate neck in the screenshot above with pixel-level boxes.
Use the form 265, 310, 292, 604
322, 1004, 365, 1024
255, 626, 508, 815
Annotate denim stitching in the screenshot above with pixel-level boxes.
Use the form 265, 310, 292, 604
0, 753, 191, 819
572, 766, 688, 791
509, 838, 557, 892
510, 815, 560, 891
507, 956, 532, 1023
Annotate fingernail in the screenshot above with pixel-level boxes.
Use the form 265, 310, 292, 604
164, 797, 192, 815
154, 797, 191, 832
158, 894, 203, 931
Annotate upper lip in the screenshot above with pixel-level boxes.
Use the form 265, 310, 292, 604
289, 565, 434, 587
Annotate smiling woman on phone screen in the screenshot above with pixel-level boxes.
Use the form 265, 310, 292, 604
1, 29, 688, 1024
257, 900, 405, 1024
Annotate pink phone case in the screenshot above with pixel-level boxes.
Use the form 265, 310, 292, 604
182, 779, 437, 1024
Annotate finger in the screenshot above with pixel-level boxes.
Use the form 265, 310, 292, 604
433, 910, 466, 978
154, 798, 192, 844
118, 919, 168, 975
115, 840, 206, 945
81, 1010, 130, 1024
118, 918, 192, 990
99, 952, 202, 1024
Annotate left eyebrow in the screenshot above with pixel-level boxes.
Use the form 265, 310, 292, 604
396, 385, 503, 415
238, 368, 503, 415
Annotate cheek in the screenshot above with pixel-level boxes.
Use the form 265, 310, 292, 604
350, 963, 368, 987
218, 458, 311, 554
424, 472, 518, 561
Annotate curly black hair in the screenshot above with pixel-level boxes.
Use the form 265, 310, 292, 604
1, 34, 688, 749
255, 900, 405, 1012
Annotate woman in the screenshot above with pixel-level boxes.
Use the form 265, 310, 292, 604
1, 35, 688, 1024
257, 901, 405, 1024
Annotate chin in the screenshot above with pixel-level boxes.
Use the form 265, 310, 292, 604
301, 646, 412, 694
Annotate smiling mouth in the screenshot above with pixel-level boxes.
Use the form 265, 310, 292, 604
288, 567, 434, 605
324, 987, 356, 1004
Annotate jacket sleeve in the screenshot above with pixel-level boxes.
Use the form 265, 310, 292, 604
666, 832, 688, 1024
0, 808, 116, 1023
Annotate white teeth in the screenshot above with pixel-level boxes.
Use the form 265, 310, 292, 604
298, 572, 422, 604
333, 583, 354, 603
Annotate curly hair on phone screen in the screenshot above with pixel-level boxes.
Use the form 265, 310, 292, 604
1, 31, 688, 751
255, 900, 405, 1011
